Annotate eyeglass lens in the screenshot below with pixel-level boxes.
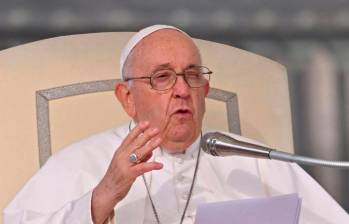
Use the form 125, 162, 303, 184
151, 66, 210, 90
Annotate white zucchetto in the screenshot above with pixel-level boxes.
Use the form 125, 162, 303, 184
120, 24, 189, 80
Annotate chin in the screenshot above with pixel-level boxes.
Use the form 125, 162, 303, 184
170, 123, 195, 139
162, 124, 198, 151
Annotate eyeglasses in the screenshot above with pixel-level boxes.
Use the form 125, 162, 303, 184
124, 65, 212, 91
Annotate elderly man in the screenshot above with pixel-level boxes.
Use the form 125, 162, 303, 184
4, 25, 349, 224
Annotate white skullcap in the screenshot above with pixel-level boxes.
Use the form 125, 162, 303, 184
120, 24, 189, 80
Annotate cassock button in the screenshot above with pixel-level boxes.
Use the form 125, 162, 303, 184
177, 174, 184, 182
182, 192, 189, 200
176, 158, 184, 164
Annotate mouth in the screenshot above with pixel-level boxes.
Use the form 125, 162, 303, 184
172, 108, 193, 119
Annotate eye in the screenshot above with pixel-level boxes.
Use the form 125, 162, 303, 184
153, 70, 173, 82
185, 69, 201, 79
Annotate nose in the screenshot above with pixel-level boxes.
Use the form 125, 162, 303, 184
172, 75, 190, 98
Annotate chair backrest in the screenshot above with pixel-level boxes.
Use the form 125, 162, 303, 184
0, 32, 294, 220
36, 80, 240, 166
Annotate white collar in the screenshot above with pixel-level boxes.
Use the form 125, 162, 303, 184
158, 135, 201, 160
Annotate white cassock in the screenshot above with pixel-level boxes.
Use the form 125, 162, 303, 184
3, 123, 349, 224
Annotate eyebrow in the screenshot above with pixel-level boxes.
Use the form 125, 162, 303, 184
152, 63, 172, 72
152, 63, 199, 72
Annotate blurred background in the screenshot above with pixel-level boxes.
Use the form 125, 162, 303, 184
1, 0, 348, 212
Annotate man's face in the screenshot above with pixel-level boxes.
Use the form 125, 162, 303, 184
122, 29, 209, 152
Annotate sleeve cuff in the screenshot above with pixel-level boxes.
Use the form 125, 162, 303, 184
65, 190, 94, 223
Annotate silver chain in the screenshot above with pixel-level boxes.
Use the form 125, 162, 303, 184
142, 132, 202, 224
128, 121, 202, 224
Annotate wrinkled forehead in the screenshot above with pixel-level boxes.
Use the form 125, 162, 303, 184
126, 30, 201, 76
120, 25, 198, 79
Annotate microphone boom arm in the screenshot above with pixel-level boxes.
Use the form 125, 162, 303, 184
269, 151, 349, 169
202, 132, 349, 169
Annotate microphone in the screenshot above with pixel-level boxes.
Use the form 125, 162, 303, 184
201, 132, 349, 169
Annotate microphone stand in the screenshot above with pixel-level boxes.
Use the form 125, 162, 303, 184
269, 151, 349, 169
202, 132, 349, 169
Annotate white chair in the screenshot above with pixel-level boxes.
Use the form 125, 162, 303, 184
0, 32, 294, 220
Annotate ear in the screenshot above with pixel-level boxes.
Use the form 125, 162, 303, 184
115, 83, 136, 118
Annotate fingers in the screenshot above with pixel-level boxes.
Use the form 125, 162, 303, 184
121, 120, 150, 147
139, 151, 153, 163
133, 127, 160, 149
121, 121, 161, 163
121, 121, 159, 150
133, 136, 161, 162
94, 121, 164, 210
131, 162, 163, 177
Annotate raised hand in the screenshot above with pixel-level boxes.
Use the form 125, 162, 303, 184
91, 121, 163, 224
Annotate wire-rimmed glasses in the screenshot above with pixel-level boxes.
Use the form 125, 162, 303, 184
124, 65, 212, 91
